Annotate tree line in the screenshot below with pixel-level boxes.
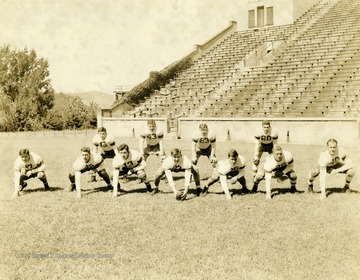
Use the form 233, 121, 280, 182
0, 45, 98, 131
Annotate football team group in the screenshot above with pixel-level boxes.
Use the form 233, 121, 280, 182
11, 120, 356, 200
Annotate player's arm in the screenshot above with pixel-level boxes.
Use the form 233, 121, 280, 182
263, 160, 273, 199
164, 169, 177, 196
191, 140, 197, 162
74, 171, 82, 198
219, 174, 232, 200
210, 141, 216, 160
331, 158, 354, 175
273, 133, 279, 146
112, 168, 120, 198
319, 165, 327, 199
264, 171, 272, 200
29, 161, 46, 175
182, 169, 192, 199
253, 136, 261, 157
139, 135, 146, 155
159, 138, 165, 155
12, 170, 21, 198
133, 156, 147, 172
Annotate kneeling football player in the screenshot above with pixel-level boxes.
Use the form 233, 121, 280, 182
253, 145, 297, 199
111, 143, 153, 198
68, 147, 112, 198
12, 149, 51, 198
201, 149, 250, 200
153, 148, 201, 200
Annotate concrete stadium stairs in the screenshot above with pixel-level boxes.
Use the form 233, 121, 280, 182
128, 0, 359, 118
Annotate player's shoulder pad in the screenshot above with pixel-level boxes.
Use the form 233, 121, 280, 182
73, 157, 85, 171
30, 152, 43, 164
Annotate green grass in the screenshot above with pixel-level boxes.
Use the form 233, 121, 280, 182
1, 134, 360, 280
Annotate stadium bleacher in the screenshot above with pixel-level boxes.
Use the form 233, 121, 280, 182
123, 0, 360, 118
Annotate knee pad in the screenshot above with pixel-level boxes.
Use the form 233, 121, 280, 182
288, 172, 297, 181
37, 172, 45, 179
137, 170, 147, 181
254, 174, 264, 183
310, 170, 320, 178
253, 159, 260, 166
347, 169, 355, 177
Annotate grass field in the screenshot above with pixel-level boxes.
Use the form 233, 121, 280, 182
1, 132, 360, 280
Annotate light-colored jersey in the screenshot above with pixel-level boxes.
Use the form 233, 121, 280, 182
162, 155, 192, 172
140, 128, 164, 146
218, 155, 246, 175
255, 128, 278, 145
92, 134, 116, 152
192, 131, 216, 150
72, 152, 104, 173
113, 150, 145, 170
264, 151, 293, 172
14, 152, 44, 172
318, 147, 347, 168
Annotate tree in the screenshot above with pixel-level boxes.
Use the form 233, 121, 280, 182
0, 44, 55, 131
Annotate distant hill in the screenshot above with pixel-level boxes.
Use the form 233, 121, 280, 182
62, 91, 115, 108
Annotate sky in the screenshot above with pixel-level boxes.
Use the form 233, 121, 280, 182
0, 0, 247, 94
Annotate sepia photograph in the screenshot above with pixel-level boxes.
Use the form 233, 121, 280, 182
1, 0, 360, 279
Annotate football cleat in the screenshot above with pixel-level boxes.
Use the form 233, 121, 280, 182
308, 185, 313, 193
290, 186, 297, 193
68, 183, 76, 192
151, 187, 159, 195
200, 187, 208, 197
20, 182, 28, 191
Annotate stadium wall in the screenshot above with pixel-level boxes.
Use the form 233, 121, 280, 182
178, 118, 359, 147
99, 117, 359, 147
247, 0, 318, 27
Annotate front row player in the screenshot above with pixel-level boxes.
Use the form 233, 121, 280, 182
253, 145, 297, 199
201, 149, 250, 200
112, 143, 153, 198
12, 149, 51, 198
68, 147, 112, 198
308, 138, 355, 200
153, 148, 201, 200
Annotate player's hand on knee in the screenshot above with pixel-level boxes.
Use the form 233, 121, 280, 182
330, 169, 339, 175
230, 176, 238, 184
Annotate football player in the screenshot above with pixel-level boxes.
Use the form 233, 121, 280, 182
12, 149, 50, 198
252, 120, 278, 177
253, 145, 297, 199
201, 149, 250, 200
90, 127, 117, 182
139, 119, 166, 162
112, 143, 153, 198
68, 147, 112, 198
153, 148, 201, 200
308, 139, 355, 199
191, 123, 217, 172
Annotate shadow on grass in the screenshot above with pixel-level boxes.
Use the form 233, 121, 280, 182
271, 188, 305, 198
326, 187, 359, 197
23, 187, 64, 193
